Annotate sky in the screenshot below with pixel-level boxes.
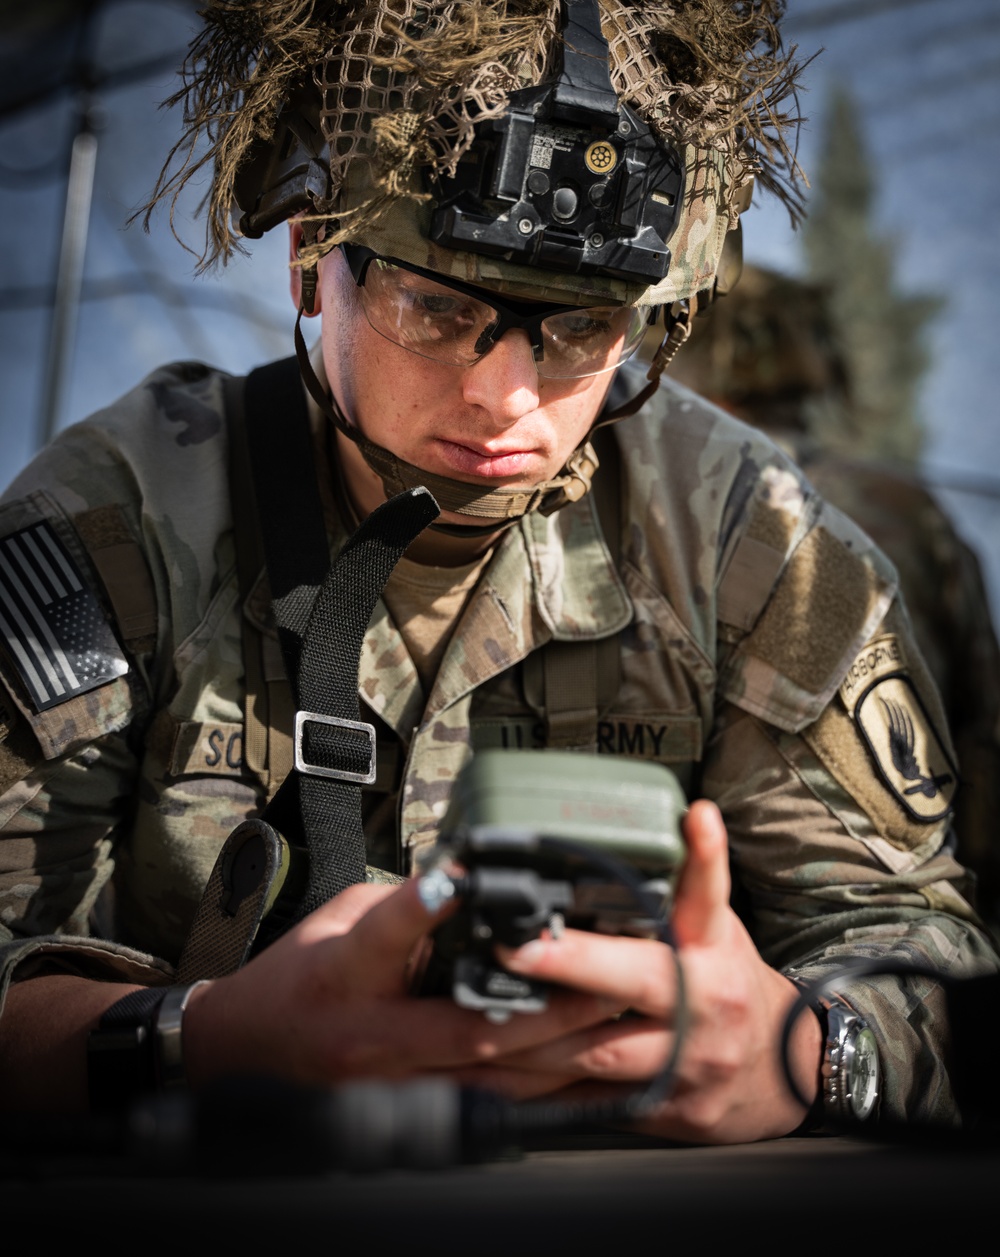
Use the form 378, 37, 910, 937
745, 0, 1000, 615
0, 0, 998, 612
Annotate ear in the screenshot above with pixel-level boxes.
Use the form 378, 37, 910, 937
288, 219, 322, 317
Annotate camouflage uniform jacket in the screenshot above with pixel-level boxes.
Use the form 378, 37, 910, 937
0, 360, 995, 1123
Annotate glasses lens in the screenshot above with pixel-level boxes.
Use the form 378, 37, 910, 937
354, 252, 647, 380
537, 305, 647, 379
359, 259, 497, 366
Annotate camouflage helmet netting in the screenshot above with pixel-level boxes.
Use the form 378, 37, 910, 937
147, 0, 807, 284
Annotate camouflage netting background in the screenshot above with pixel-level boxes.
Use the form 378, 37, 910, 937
147, 0, 808, 270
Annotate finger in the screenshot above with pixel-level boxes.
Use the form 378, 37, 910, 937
311, 874, 459, 997
494, 1018, 673, 1083
303, 881, 398, 939
335, 988, 621, 1077
672, 798, 731, 946
497, 929, 675, 1019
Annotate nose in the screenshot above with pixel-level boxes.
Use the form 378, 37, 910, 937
460, 328, 541, 428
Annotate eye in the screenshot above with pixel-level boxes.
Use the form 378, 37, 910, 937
558, 312, 612, 339
411, 291, 462, 317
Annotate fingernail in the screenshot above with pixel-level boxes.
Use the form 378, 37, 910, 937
511, 939, 546, 966
416, 867, 457, 915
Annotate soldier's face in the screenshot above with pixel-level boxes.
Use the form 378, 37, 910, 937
313, 247, 612, 503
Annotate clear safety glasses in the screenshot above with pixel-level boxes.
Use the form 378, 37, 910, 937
341, 243, 650, 380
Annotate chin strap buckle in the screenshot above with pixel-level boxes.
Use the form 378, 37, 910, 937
536, 441, 600, 515
648, 297, 694, 380
559, 441, 600, 504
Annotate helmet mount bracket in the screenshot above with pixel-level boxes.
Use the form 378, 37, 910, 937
428, 0, 683, 286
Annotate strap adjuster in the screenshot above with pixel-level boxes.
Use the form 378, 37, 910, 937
293, 710, 377, 785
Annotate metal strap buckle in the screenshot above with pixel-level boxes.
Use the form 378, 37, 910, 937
293, 710, 377, 785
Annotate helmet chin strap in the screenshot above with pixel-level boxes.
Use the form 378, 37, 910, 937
294, 311, 597, 533
293, 300, 691, 533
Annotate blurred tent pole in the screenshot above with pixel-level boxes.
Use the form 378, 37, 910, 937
37, 96, 99, 448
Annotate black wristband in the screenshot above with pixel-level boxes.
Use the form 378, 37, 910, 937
87, 987, 168, 1114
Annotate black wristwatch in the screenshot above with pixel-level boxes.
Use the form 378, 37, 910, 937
87, 983, 206, 1113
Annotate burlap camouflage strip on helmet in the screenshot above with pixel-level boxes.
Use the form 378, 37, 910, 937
143, 0, 808, 305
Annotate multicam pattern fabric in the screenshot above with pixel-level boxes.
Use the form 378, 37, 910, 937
798, 459, 1000, 927
0, 363, 996, 1124
341, 142, 734, 308
665, 261, 1000, 925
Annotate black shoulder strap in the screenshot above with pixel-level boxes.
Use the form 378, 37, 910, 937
234, 358, 438, 940
224, 370, 267, 613
241, 356, 330, 686
226, 370, 293, 795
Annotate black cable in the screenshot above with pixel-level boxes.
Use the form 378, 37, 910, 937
538, 836, 687, 1119
24, 832, 689, 1171
778, 950, 974, 1111
14, 955, 995, 1172
469, 834, 688, 1137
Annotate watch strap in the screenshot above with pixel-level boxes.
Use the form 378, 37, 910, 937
88, 988, 166, 1113
87, 982, 208, 1112
156, 980, 209, 1089
783, 976, 881, 1132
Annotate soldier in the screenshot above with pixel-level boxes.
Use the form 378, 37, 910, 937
0, 0, 996, 1141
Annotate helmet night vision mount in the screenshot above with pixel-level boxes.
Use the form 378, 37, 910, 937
233, 0, 684, 289
428, 0, 684, 285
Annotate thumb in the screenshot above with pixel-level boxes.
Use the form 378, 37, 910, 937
336, 869, 459, 996
671, 799, 732, 947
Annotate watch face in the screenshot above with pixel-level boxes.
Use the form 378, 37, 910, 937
847, 1027, 880, 1121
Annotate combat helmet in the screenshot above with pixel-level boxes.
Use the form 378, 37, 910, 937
148, 0, 807, 524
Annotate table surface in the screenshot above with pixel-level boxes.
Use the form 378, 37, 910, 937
4, 1129, 996, 1245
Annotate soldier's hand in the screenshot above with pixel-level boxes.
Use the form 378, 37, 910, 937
181, 876, 618, 1090
492, 800, 823, 1143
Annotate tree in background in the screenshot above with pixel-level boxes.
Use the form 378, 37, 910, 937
802, 83, 942, 465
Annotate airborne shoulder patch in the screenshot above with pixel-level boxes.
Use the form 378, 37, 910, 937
839, 633, 907, 709
850, 671, 957, 823
0, 520, 129, 713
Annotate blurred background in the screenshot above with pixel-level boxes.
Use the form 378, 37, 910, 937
0, 0, 997, 616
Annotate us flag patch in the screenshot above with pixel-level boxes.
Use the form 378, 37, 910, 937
0, 521, 128, 712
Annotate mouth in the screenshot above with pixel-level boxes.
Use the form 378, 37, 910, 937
432, 437, 541, 480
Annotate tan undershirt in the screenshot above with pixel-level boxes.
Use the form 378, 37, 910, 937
382, 551, 493, 693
